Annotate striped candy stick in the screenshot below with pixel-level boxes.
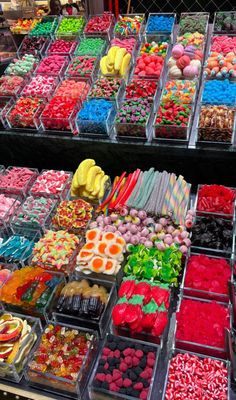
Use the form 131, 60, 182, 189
161, 173, 176, 215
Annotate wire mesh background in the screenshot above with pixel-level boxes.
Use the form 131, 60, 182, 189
119, 0, 236, 19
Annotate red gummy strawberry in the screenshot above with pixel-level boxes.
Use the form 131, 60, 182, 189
151, 285, 170, 308
112, 297, 127, 326
118, 278, 136, 299
133, 281, 151, 304
125, 295, 144, 329
152, 311, 168, 336
142, 299, 159, 330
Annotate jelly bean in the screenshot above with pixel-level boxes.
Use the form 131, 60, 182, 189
140, 41, 168, 57
55, 79, 90, 101
0, 76, 24, 97
7, 97, 42, 129
21, 75, 57, 98
47, 39, 77, 55
89, 78, 122, 99
77, 99, 114, 135
19, 36, 48, 56
74, 37, 106, 56
114, 15, 144, 36
41, 96, 78, 131
146, 15, 175, 33
202, 79, 236, 106
56, 16, 85, 35
84, 12, 113, 34
5, 54, 37, 77
36, 55, 68, 76
66, 56, 97, 77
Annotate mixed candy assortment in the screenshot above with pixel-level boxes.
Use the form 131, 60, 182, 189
0, 8, 235, 398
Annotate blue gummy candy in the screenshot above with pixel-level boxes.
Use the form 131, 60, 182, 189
77, 99, 115, 134
202, 79, 236, 106
146, 15, 175, 33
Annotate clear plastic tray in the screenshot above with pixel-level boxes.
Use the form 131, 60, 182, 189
114, 14, 146, 40
196, 105, 236, 147
178, 12, 209, 35
89, 333, 160, 400
65, 55, 99, 81
194, 183, 236, 219
47, 274, 117, 336
0, 193, 21, 230
34, 55, 69, 79
88, 78, 125, 107
54, 76, 90, 103
174, 294, 231, 359
10, 197, 58, 233
0, 76, 25, 98
74, 36, 107, 57
145, 13, 176, 43
40, 103, 79, 135
25, 322, 98, 399
84, 13, 115, 40
0, 311, 42, 383
29, 16, 59, 37
29, 169, 72, 200
55, 15, 86, 38
0, 29, 17, 63
0, 98, 13, 129
181, 252, 232, 303
0, 269, 65, 320
0, 166, 39, 197
75, 260, 123, 288
5, 97, 44, 131
161, 347, 230, 400
17, 36, 49, 58
0, 228, 40, 267
76, 101, 116, 138
21, 75, 59, 101
213, 11, 236, 34
46, 37, 77, 57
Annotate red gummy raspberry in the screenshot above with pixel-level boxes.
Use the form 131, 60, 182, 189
123, 378, 132, 387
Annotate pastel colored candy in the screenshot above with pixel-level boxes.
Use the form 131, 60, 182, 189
172, 44, 184, 59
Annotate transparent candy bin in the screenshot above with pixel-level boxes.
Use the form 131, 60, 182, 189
20, 75, 59, 102
45, 37, 77, 57
161, 347, 230, 400
0, 166, 39, 197
25, 322, 98, 399
180, 252, 232, 303
47, 274, 117, 336
114, 14, 146, 40
74, 37, 107, 57
55, 15, 86, 39
145, 13, 176, 43
54, 76, 91, 103
4, 56, 38, 79
29, 169, 73, 200
190, 215, 234, 257
0, 98, 12, 129
75, 261, 123, 288
89, 333, 160, 400
65, 55, 99, 81
5, 97, 44, 131
0, 29, 17, 63
153, 108, 193, 143
88, 78, 125, 107
29, 16, 59, 37
34, 55, 69, 79
0, 76, 25, 98
0, 269, 65, 320
0, 228, 40, 267
17, 36, 50, 58
10, 197, 58, 234
0, 262, 17, 288
84, 14, 115, 41
174, 294, 231, 359
0, 311, 42, 383
196, 105, 236, 147
0, 193, 22, 230
213, 11, 236, 34
40, 105, 79, 135
178, 12, 209, 35
194, 183, 236, 219
76, 100, 116, 139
